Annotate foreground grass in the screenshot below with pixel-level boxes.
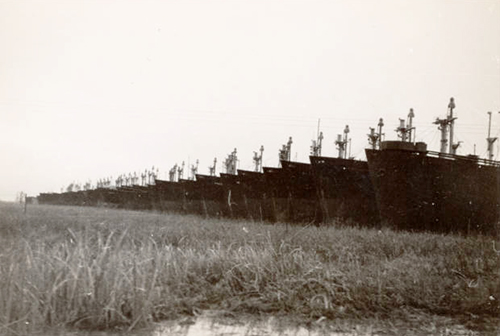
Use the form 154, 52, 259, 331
0, 202, 499, 335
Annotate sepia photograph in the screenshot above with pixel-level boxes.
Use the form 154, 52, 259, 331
0, 0, 499, 335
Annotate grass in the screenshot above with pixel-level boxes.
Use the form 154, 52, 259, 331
0, 202, 499, 335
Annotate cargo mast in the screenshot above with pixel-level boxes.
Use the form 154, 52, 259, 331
377, 118, 384, 148
208, 158, 217, 176
486, 111, 498, 160
224, 149, 238, 175
335, 125, 349, 159
169, 164, 177, 181
253, 145, 264, 172
434, 97, 456, 154
368, 118, 385, 149
278, 137, 293, 166
177, 161, 185, 180
448, 98, 456, 154
311, 132, 323, 156
190, 160, 199, 180
396, 109, 415, 142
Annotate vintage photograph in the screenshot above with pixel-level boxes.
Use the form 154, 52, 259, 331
0, 1, 499, 335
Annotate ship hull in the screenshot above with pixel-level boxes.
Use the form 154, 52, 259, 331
263, 162, 321, 224
235, 170, 273, 221
154, 180, 185, 213
366, 147, 500, 235
309, 156, 379, 226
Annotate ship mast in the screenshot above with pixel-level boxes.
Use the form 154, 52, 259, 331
396, 109, 415, 142
367, 127, 379, 150
224, 149, 238, 175
278, 137, 293, 166
177, 161, 185, 180
377, 118, 384, 148
486, 111, 498, 160
335, 125, 349, 159
367, 117, 385, 150
434, 97, 457, 154
169, 164, 177, 181
310, 126, 324, 157
407, 108, 415, 143
286, 137, 293, 161
448, 98, 456, 154
190, 159, 199, 180
208, 157, 217, 176
253, 145, 264, 172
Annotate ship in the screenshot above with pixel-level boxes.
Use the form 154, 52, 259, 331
309, 124, 380, 226
220, 169, 273, 221
310, 156, 379, 226
264, 160, 321, 224
365, 99, 500, 235
261, 137, 321, 224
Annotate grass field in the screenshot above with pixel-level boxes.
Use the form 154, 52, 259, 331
0, 202, 499, 335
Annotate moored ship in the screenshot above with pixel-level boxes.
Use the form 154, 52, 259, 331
309, 124, 380, 226
365, 99, 500, 235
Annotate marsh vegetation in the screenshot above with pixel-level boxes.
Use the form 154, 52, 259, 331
0, 202, 498, 335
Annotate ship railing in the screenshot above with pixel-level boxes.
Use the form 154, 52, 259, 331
426, 150, 500, 167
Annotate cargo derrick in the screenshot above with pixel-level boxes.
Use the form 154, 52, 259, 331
366, 98, 500, 235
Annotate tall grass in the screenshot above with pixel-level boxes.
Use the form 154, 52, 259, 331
0, 202, 498, 334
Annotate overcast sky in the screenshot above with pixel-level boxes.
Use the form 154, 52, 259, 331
1, 0, 499, 201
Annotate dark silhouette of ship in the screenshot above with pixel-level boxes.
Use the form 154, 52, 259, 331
36, 98, 500, 236
366, 99, 500, 235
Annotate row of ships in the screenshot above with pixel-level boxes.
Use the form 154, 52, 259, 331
38, 98, 500, 236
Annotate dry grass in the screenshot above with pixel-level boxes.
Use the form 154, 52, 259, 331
0, 202, 499, 334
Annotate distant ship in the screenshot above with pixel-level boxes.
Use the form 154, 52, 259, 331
310, 156, 379, 226
365, 99, 500, 235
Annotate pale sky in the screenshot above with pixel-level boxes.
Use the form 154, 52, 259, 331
1, 0, 499, 201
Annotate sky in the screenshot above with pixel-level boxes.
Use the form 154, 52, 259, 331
0, 0, 499, 201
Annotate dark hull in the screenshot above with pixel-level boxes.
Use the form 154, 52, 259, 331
221, 170, 273, 221
220, 173, 247, 219
154, 180, 185, 213
263, 162, 320, 223
280, 161, 322, 223
194, 174, 227, 217
309, 156, 379, 226
366, 148, 500, 235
